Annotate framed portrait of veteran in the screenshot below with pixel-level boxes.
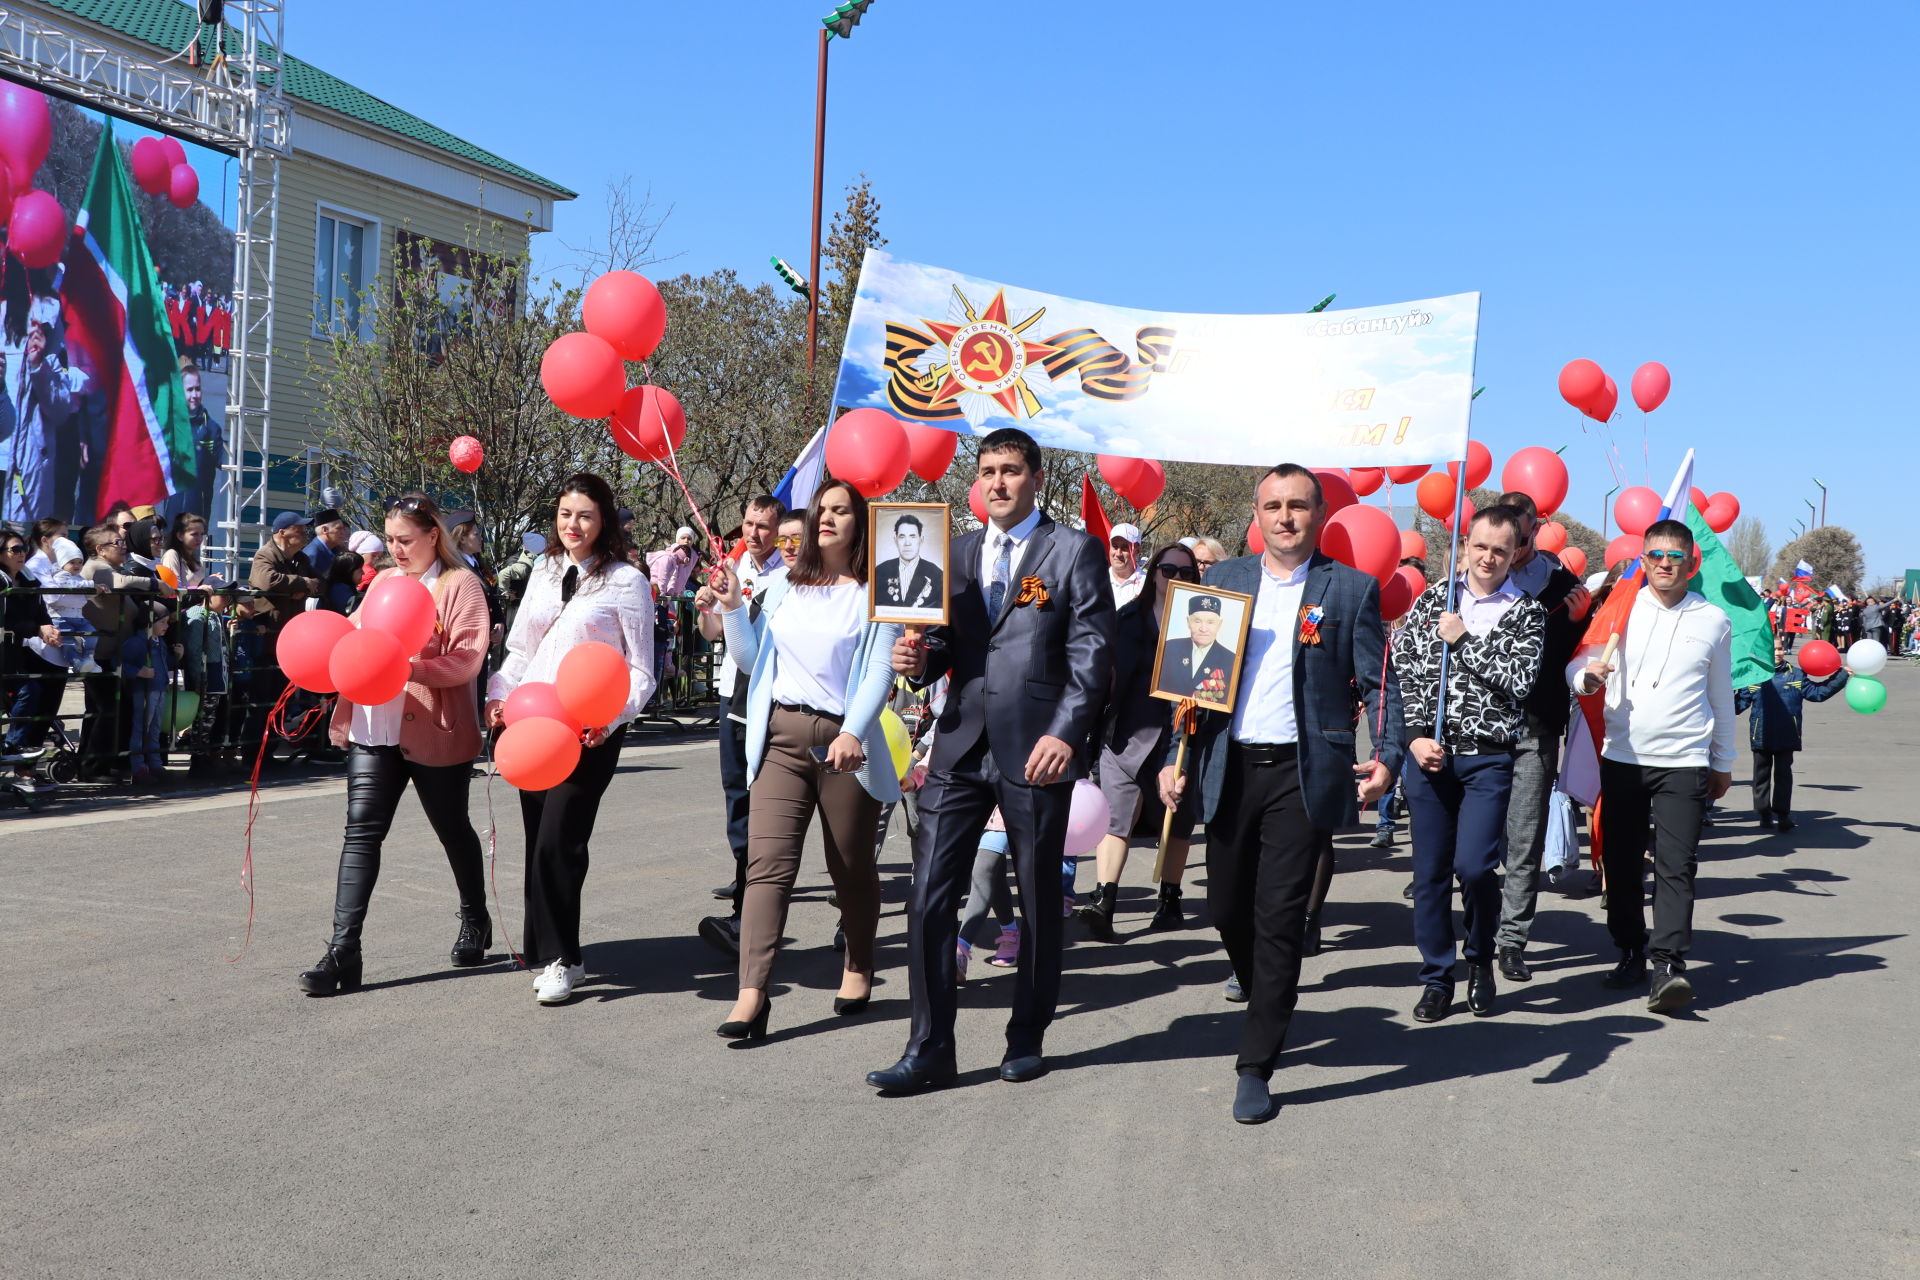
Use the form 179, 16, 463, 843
1150, 582, 1255, 713
868, 502, 951, 625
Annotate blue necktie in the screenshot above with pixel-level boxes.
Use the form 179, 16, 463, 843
987, 533, 1012, 619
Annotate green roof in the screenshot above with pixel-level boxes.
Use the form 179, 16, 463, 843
36, 0, 576, 198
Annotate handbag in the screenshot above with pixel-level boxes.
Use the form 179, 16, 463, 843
1543, 790, 1581, 884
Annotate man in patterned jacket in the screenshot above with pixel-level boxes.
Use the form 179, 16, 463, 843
1392, 504, 1546, 1023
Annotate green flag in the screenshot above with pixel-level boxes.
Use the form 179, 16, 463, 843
1686, 504, 1774, 687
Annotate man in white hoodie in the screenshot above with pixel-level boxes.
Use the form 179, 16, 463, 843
1570, 518, 1735, 1014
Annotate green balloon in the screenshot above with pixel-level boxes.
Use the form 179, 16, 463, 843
162, 688, 201, 735
1845, 675, 1887, 715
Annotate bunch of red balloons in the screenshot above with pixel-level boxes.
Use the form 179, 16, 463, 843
278, 576, 441, 706
1558, 358, 1670, 423
495, 642, 630, 790
1096, 454, 1167, 509
128, 134, 200, 209
541, 271, 673, 454
821, 411, 970, 499
0, 84, 66, 269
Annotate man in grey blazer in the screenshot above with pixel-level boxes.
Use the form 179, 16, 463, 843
868, 427, 1115, 1093
1161, 463, 1403, 1124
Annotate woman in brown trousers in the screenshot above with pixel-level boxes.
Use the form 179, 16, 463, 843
710, 480, 903, 1038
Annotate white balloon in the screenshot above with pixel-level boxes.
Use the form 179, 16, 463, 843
1845, 638, 1887, 677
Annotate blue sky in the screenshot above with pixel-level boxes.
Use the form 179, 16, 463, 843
289, 1, 1918, 582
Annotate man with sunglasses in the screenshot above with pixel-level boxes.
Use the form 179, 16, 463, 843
1571, 519, 1736, 1014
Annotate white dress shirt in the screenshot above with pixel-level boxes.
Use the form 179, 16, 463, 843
717, 549, 785, 694
1111, 567, 1145, 608
487, 554, 658, 729
1456, 574, 1525, 638
977, 506, 1045, 602
351, 563, 440, 747
1230, 558, 1312, 745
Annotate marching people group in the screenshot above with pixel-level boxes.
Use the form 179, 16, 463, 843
0, 427, 1877, 1124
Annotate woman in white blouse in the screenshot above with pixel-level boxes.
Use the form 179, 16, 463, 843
710, 479, 902, 1039
486, 473, 657, 1006
161, 513, 209, 590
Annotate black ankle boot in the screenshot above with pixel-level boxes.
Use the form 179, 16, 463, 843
450, 907, 492, 966
1149, 882, 1184, 929
1077, 882, 1120, 942
1602, 949, 1647, 989
298, 943, 362, 995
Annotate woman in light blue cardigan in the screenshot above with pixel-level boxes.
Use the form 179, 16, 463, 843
711, 479, 902, 1039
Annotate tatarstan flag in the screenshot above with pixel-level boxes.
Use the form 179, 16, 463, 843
59, 122, 194, 512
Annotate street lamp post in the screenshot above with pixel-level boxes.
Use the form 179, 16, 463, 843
1812, 476, 1827, 527
1805, 498, 1817, 530
807, 2, 878, 400
1603, 484, 1620, 537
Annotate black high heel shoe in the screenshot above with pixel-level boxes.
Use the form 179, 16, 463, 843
297, 944, 362, 995
716, 995, 772, 1040
832, 991, 871, 1015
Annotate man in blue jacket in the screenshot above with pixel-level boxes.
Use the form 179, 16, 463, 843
1736, 637, 1848, 832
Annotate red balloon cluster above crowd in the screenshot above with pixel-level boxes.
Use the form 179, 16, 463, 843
1559, 357, 1670, 422
128, 134, 200, 209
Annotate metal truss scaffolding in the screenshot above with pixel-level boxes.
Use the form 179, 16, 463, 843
0, 1, 288, 572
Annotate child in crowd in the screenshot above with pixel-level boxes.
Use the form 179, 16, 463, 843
1735, 637, 1848, 833
36, 536, 101, 673
119, 606, 172, 784
955, 808, 1021, 983
182, 584, 234, 774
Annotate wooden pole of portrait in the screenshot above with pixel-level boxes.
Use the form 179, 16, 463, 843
1152, 698, 1200, 883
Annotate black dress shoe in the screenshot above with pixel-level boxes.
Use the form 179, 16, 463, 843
1755, 814, 1775, 830
450, 907, 491, 967
1149, 883, 1184, 929
1301, 911, 1323, 957
1412, 986, 1451, 1022
1602, 949, 1647, 989
999, 1054, 1046, 1083
1402, 880, 1415, 900
1466, 964, 1495, 1016
716, 995, 771, 1040
832, 992, 871, 1015
698, 915, 741, 956
1775, 815, 1796, 833
1232, 1072, 1278, 1124
865, 1055, 957, 1093
1647, 960, 1694, 1014
711, 882, 739, 900
297, 944, 362, 995
1076, 882, 1119, 943
1497, 947, 1531, 983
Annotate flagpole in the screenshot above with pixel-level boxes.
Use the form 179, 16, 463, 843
1430, 315, 1482, 751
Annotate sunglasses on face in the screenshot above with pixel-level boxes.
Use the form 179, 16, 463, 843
1155, 562, 1199, 579
1643, 549, 1689, 564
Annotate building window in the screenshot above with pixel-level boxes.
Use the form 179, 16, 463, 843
314, 206, 379, 337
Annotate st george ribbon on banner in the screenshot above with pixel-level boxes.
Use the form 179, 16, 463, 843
830, 250, 1480, 468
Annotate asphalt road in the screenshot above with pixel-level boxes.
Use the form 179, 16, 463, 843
5, 666, 1918, 1279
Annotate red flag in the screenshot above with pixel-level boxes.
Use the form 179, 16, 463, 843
1081, 474, 1111, 545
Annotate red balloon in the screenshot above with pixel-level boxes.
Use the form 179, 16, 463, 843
1245, 516, 1264, 555
1385, 464, 1430, 485
1394, 563, 1429, 604
7, 189, 66, 270
503, 681, 583, 733
330, 628, 410, 706
1442, 496, 1477, 534
1535, 521, 1569, 554
1613, 486, 1662, 536
582, 270, 667, 362
1796, 639, 1842, 681
541, 332, 626, 419
1605, 534, 1643, 568
1399, 529, 1427, 562
1500, 446, 1570, 517
157, 135, 187, 168
449, 435, 485, 474
1704, 492, 1740, 534
1415, 472, 1457, 519
1350, 467, 1385, 496
610, 385, 686, 464
1312, 469, 1357, 515
0, 82, 52, 187
555, 640, 630, 729
967, 479, 988, 524
167, 163, 199, 209
1445, 441, 1493, 490
359, 573, 437, 655
902, 420, 959, 483
1320, 504, 1401, 586
1124, 459, 1166, 509
1589, 375, 1618, 422
277, 610, 354, 693
1096, 454, 1148, 498
1560, 546, 1588, 578
1688, 485, 1708, 513
496, 717, 583, 791
1558, 359, 1606, 413
824, 408, 911, 498
130, 137, 170, 195
0, 167, 12, 228
1379, 569, 1415, 622
1631, 361, 1671, 413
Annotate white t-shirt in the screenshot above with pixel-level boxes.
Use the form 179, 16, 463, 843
767, 581, 865, 716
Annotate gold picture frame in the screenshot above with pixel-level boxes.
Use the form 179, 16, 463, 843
868, 502, 951, 626
1149, 581, 1255, 713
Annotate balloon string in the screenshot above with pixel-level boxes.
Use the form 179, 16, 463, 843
226, 682, 305, 962
639, 358, 725, 567
483, 730, 525, 970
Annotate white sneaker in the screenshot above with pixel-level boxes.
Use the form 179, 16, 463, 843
533, 960, 583, 1004
75, 659, 101, 674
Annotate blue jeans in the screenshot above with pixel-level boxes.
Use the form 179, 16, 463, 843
1404, 750, 1515, 989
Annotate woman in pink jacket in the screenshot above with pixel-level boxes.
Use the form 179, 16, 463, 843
298, 493, 493, 996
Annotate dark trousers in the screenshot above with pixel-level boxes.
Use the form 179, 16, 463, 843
329, 745, 486, 949
1404, 750, 1514, 989
904, 741, 1068, 1062
1752, 749, 1794, 819
1599, 758, 1707, 967
244, 634, 287, 757
520, 725, 627, 967
1209, 742, 1321, 1077
79, 671, 128, 774
717, 712, 751, 912
3, 650, 64, 750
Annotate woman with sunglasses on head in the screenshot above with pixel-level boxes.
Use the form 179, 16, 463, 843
1079, 541, 1205, 940
486, 474, 656, 1006
706, 479, 902, 1038
296, 493, 494, 995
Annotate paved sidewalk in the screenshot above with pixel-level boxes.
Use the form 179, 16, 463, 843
4, 666, 1916, 1278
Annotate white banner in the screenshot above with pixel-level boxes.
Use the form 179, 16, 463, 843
831, 250, 1479, 468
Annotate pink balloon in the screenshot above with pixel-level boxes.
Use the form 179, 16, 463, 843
0, 82, 52, 187
448, 435, 484, 474
1349, 467, 1385, 496
582, 270, 667, 362
278, 610, 354, 694
130, 137, 170, 195
167, 163, 199, 209
157, 135, 187, 168
502, 680, 583, 733
1613, 486, 1662, 537
541, 332, 626, 419
330, 629, 410, 706
1312, 469, 1358, 515
1321, 504, 1401, 586
610, 385, 686, 464
1558, 359, 1605, 413
824, 408, 911, 498
901, 420, 959, 483
496, 717, 583, 791
6, 190, 66, 269
1500, 446, 1570, 516
1631, 361, 1671, 413
1445, 441, 1493, 490
358, 574, 437, 655
1064, 778, 1111, 856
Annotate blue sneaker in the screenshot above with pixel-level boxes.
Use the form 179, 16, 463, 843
1224, 972, 1247, 1003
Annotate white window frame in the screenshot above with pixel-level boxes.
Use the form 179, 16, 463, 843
312, 202, 383, 340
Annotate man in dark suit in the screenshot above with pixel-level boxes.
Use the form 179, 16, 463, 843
1157, 593, 1238, 701
1161, 463, 1403, 1124
873, 512, 944, 613
868, 427, 1115, 1093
